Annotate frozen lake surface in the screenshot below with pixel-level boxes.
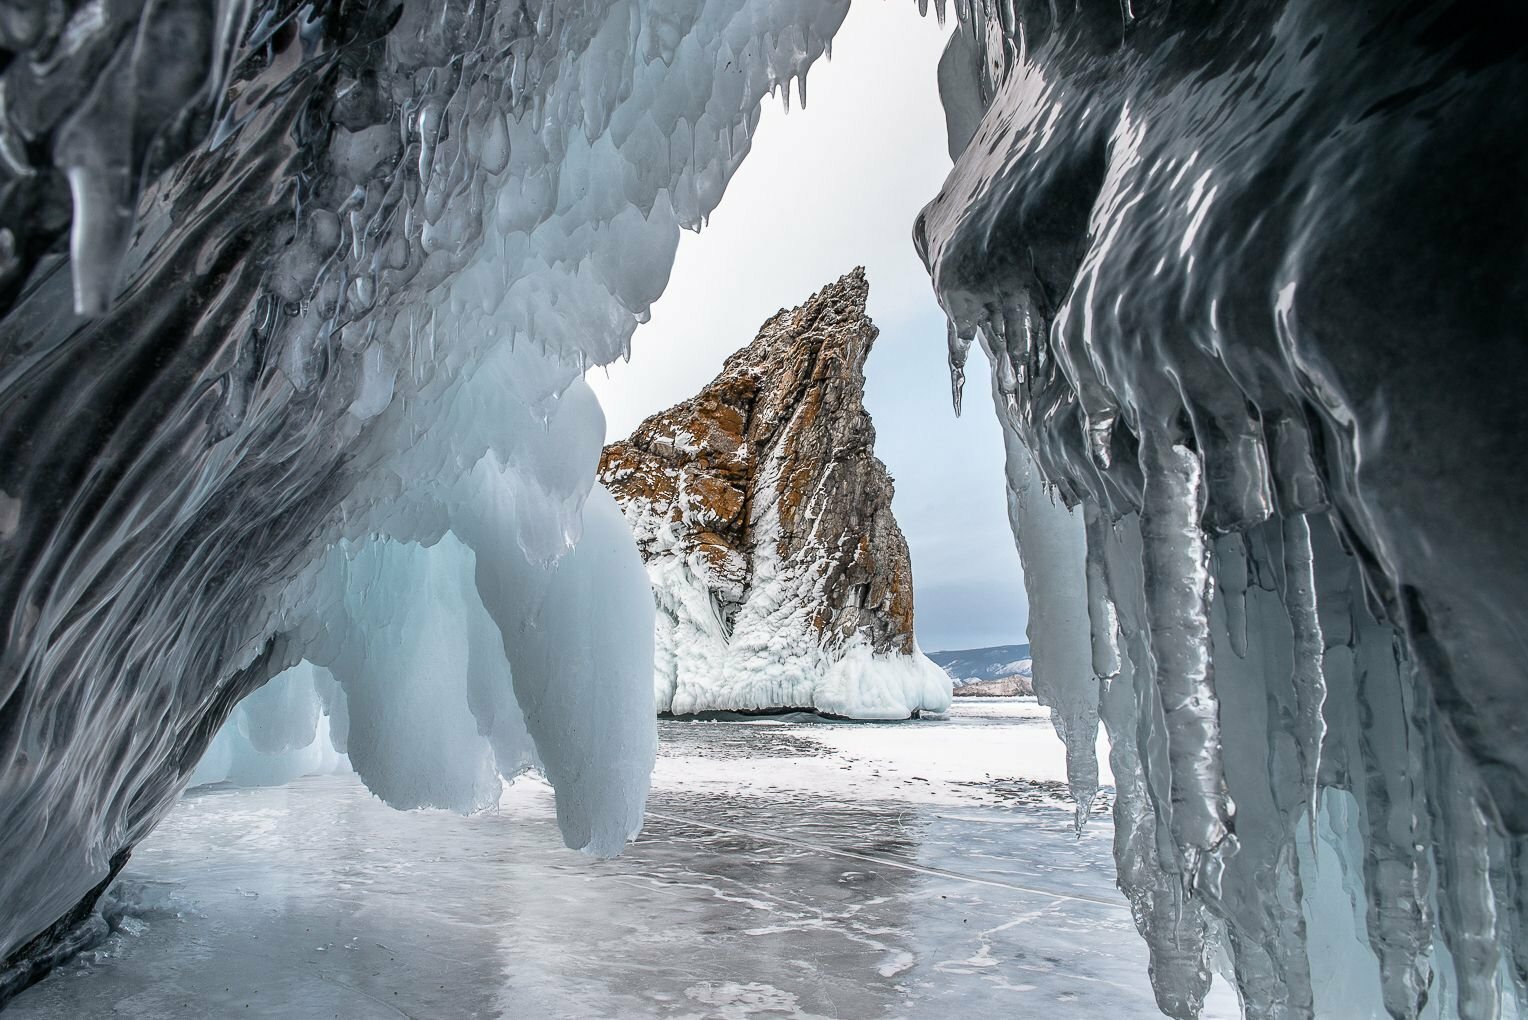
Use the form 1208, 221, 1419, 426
11, 699, 1238, 1018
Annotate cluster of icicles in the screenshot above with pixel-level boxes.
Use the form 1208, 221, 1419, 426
985, 414, 1485, 1020
917, 0, 1527, 1017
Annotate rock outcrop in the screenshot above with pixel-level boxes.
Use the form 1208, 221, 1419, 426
599, 269, 950, 719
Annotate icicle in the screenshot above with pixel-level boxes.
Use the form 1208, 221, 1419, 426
1100, 512, 1214, 1019
1218, 531, 1249, 658
1506, 837, 1528, 1005
1426, 723, 1502, 1019
1281, 513, 1326, 834
994, 398, 1099, 833
1138, 429, 1233, 886
948, 318, 971, 416
1084, 502, 1120, 683
1210, 522, 1316, 1017
1353, 613, 1434, 1020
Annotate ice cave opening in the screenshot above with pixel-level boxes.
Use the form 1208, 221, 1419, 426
1, 0, 1525, 1017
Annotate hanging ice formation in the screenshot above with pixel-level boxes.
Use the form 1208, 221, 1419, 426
0, 0, 1520, 1014
185, 660, 348, 789
0, 0, 849, 992
919, 0, 1528, 1017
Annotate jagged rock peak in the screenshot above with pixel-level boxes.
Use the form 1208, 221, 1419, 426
599, 268, 951, 719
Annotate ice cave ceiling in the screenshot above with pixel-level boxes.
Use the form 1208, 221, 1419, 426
0, 0, 1523, 1016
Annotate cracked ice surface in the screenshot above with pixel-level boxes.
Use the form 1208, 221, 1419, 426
8, 702, 1240, 1019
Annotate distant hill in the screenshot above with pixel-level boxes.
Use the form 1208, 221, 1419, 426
945, 676, 1031, 698
926, 644, 1033, 693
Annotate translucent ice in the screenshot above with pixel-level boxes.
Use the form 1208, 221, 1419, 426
917, 0, 1528, 1016
0, 0, 846, 977
187, 661, 349, 790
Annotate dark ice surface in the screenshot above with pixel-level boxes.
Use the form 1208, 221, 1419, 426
9, 702, 1237, 1018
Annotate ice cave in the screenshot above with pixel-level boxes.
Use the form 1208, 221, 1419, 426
0, 0, 1523, 1016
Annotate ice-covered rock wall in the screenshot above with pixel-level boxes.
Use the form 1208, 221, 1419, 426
600, 269, 952, 719
0, 0, 850, 987
918, 1, 1528, 1016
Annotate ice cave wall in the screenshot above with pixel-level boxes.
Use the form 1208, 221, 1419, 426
185, 661, 349, 789
919, 0, 1528, 1016
0, 0, 849, 984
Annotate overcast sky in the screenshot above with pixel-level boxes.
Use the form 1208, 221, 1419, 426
588, 2, 1029, 652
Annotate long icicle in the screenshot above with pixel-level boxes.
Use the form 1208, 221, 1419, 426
1281, 512, 1327, 838
1138, 428, 1234, 889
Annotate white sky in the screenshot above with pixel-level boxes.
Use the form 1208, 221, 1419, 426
588, 1, 1029, 652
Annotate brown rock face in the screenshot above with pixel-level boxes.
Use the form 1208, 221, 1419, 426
599, 269, 949, 718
